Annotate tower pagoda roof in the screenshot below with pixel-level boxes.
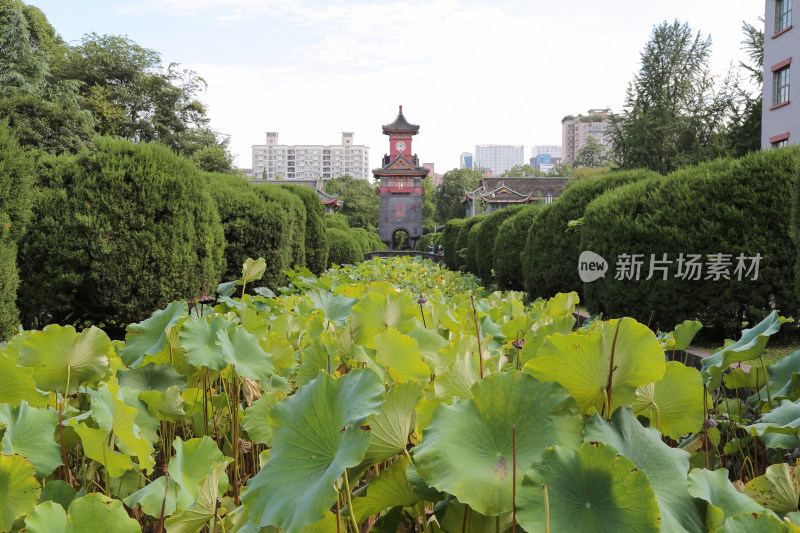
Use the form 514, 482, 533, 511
382, 105, 420, 134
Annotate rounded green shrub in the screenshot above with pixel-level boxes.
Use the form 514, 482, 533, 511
205, 173, 292, 288
455, 216, 484, 271
254, 185, 306, 271
0, 121, 33, 338
282, 184, 328, 275
441, 218, 466, 269
582, 149, 800, 332
18, 137, 225, 334
326, 227, 363, 267
469, 206, 525, 282
494, 205, 544, 291
349, 227, 371, 254
325, 213, 350, 231
524, 169, 659, 300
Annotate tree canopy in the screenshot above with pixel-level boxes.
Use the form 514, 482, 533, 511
324, 175, 379, 230
433, 168, 483, 222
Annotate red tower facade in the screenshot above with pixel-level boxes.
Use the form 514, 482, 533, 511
374, 106, 429, 249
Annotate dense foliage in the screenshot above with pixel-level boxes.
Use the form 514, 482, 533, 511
582, 148, 800, 331
18, 137, 225, 334
282, 184, 328, 275
524, 169, 659, 299
494, 205, 543, 291
469, 206, 525, 282
441, 218, 465, 269
326, 227, 363, 267
1, 256, 798, 532
454, 215, 484, 271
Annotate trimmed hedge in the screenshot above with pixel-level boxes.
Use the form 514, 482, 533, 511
205, 173, 292, 288
254, 185, 306, 272
455, 216, 484, 271
465, 220, 483, 276
0, 121, 33, 338
524, 169, 659, 300
325, 213, 350, 231
494, 206, 544, 291
282, 184, 328, 275
18, 138, 225, 333
441, 218, 466, 269
582, 149, 800, 331
469, 206, 525, 282
326, 228, 363, 267
349, 227, 371, 254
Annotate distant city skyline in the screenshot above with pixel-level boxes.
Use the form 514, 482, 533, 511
33, 0, 761, 172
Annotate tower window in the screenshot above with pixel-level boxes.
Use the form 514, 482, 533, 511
396, 204, 405, 217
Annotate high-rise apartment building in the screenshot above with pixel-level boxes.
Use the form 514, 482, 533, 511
460, 152, 473, 169
473, 145, 524, 174
762, 0, 797, 148
561, 109, 612, 164
531, 145, 563, 159
251, 132, 370, 180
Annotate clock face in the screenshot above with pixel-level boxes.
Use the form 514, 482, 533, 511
395, 141, 406, 152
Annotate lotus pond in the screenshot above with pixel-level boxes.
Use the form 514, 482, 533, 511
1, 256, 800, 532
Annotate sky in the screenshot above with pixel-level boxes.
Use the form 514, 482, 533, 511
31, 0, 763, 173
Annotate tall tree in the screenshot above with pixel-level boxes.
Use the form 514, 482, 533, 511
727, 19, 763, 157
502, 164, 536, 177
324, 174, 379, 229
610, 20, 734, 174
433, 168, 483, 222
573, 136, 610, 168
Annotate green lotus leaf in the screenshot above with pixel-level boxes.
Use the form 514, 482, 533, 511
179, 316, 233, 371
413, 371, 583, 516
632, 361, 705, 439
525, 317, 665, 415
119, 301, 188, 367
351, 292, 417, 348
297, 333, 338, 387
544, 291, 579, 317
750, 350, 800, 405
519, 315, 576, 364
0, 401, 61, 478
139, 386, 186, 422
439, 501, 514, 533
40, 493, 141, 533
687, 468, 767, 530
24, 500, 67, 533
217, 280, 237, 298
786, 511, 800, 526
725, 367, 766, 391
517, 441, 661, 533
73, 423, 132, 478
124, 436, 228, 518
702, 311, 791, 388
243, 392, 281, 445
239, 257, 266, 284
305, 456, 421, 533
0, 454, 41, 532
719, 512, 798, 532
217, 325, 274, 381
165, 460, 231, 533
744, 398, 800, 450
242, 370, 384, 533
744, 463, 800, 513
87, 381, 155, 473
374, 328, 431, 383
0, 354, 48, 407
307, 290, 357, 327
39, 480, 83, 511
433, 350, 480, 401
671, 320, 703, 351
19, 324, 111, 395
407, 322, 448, 364
585, 407, 706, 533
363, 381, 423, 464
118, 362, 186, 393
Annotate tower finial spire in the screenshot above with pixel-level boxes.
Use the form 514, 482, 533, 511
399, 105, 403, 113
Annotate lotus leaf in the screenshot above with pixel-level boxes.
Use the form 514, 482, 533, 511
632, 361, 705, 439
525, 317, 665, 415
744, 463, 800, 512
0, 354, 48, 406
363, 381, 423, 464
351, 292, 417, 348
241, 257, 267, 284
373, 328, 431, 383
745, 398, 800, 450
0, 454, 41, 532
517, 441, 661, 532
585, 407, 706, 532
0, 401, 61, 478
217, 325, 274, 381
165, 460, 231, 533
718, 512, 798, 532
117, 362, 186, 392
687, 468, 767, 530
179, 315, 233, 371
413, 371, 583, 516
119, 301, 188, 366
19, 324, 111, 395
242, 370, 384, 532
307, 290, 357, 327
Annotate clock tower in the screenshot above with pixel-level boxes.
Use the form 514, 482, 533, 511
374, 106, 429, 249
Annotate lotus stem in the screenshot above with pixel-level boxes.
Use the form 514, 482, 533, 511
336, 495, 342, 533
158, 466, 169, 533
342, 473, 359, 532
471, 295, 484, 378
212, 498, 220, 533
233, 374, 241, 505
760, 355, 772, 407
543, 484, 550, 533
462, 505, 469, 533
605, 320, 622, 419
512, 424, 517, 532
